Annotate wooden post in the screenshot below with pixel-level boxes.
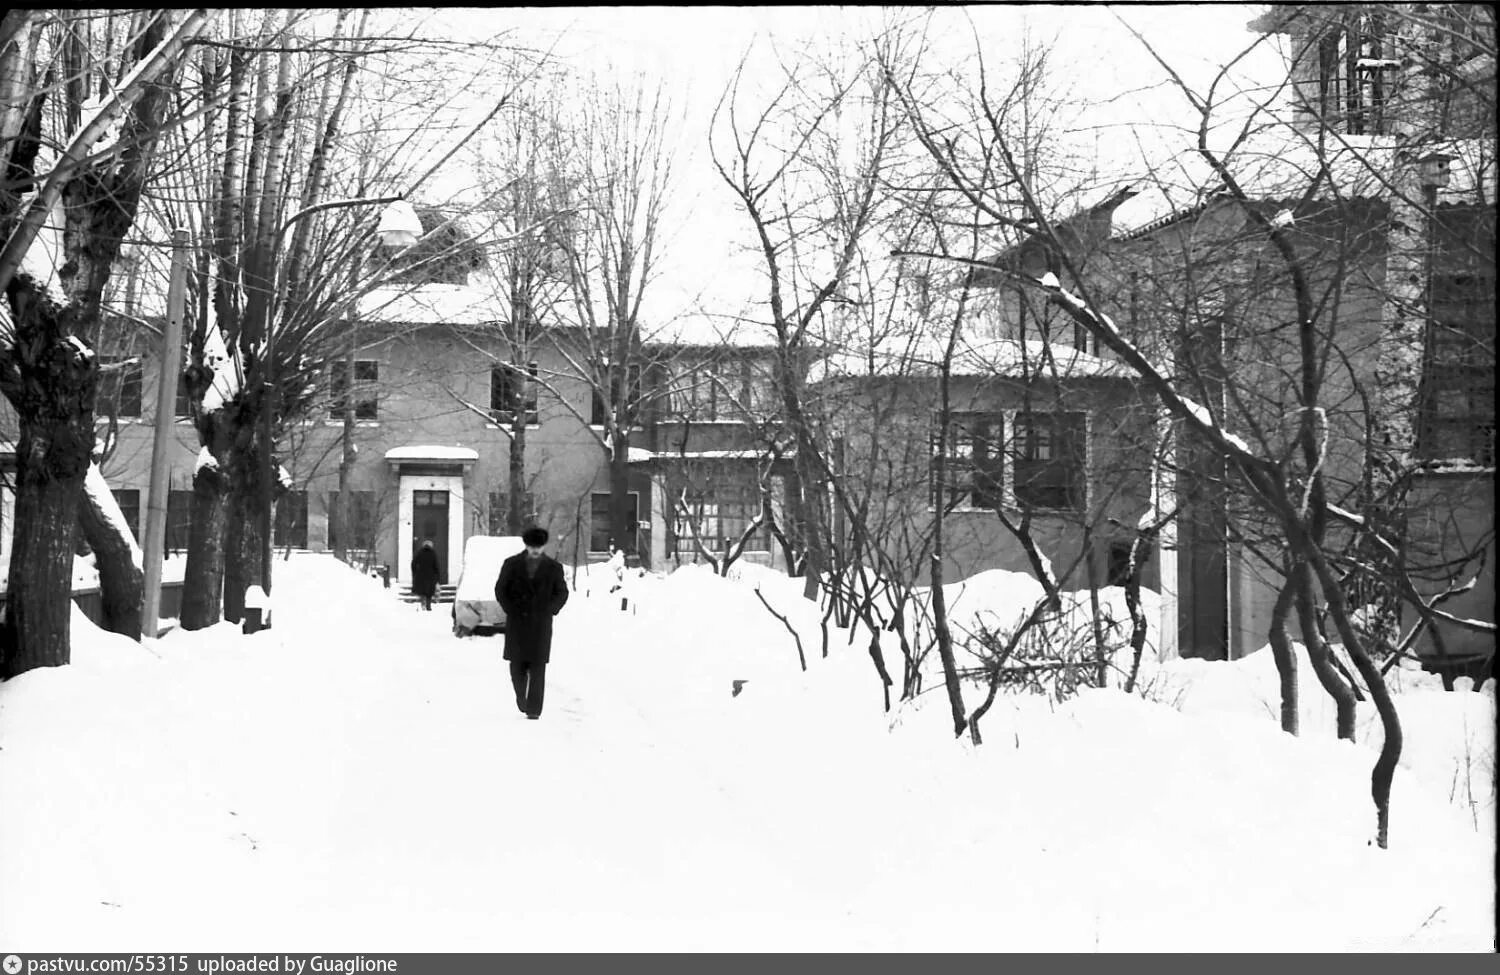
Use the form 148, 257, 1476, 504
141, 228, 190, 638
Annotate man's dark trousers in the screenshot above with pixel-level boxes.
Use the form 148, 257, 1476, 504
510, 659, 546, 718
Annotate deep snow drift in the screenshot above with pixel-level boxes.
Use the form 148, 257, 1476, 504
0, 553, 1493, 951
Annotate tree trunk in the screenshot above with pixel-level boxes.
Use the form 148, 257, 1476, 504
1293, 561, 1357, 740
609, 437, 632, 560
77, 461, 142, 639
1266, 571, 1300, 735
222, 482, 257, 624
180, 463, 229, 630
1, 285, 96, 678
508, 416, 527, 533
3, 459, 85, 677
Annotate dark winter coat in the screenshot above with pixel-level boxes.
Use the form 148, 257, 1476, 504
495, 552, 569, 663
411, 545, 442, 598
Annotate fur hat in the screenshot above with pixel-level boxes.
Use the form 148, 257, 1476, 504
521, 526, 549, 547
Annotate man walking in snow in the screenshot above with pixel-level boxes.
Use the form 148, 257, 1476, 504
495, 526, 569, 720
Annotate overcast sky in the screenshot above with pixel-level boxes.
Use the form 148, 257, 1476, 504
427, 5, 1282, 332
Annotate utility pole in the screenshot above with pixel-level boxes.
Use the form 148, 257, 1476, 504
141, 227, 190, 638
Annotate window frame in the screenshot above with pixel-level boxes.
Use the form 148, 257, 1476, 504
929, 409, 1089, 514
97, 357, 144, 420
930, 411, 1006, 511
670, 473, 770, 557
111, 488, 141, 541
328, 359, 381, 421
1012, 411, 1088, 513
489, 361, 540, 426
589, 491, 640, 554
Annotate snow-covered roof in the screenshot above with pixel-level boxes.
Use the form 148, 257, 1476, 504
358, 283, 778, 351
629, 449, 788, 463
359, 285, 509, 326
383, 445, 480, 464
810, 336, 1132, 384
1111, 136, 1497, 239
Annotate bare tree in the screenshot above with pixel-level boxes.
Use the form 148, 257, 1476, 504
0, 9, 211, 673
547, 75, 681, 567
156, 10, 534, 627
884, 6, 1496, 847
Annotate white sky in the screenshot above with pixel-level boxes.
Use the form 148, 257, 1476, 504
371, 6, 1288, 334
460, 5, 1284, 325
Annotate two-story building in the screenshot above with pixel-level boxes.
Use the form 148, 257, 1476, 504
0, 280, 792, 592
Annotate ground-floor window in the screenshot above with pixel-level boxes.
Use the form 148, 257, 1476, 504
166, 489, 193, 554
327, 490, 379, 552
1012, 411, 1087, 512
590, 492, 639, 554
274, 490, 308, 548
670, 474, 770, 557
929, 410, 1087, 512
488, 490, 536, 535
111, 488, 141, 540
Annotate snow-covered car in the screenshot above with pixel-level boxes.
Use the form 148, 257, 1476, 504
452, 535, 525, 637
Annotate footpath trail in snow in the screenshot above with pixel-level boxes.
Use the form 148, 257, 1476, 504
0, 553, 1493, 951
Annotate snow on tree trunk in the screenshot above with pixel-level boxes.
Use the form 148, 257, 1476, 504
77, 460, 143, 639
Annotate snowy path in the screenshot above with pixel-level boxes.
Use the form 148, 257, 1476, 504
0, 554, 1493, 951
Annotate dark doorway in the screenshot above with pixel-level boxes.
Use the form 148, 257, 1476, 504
412, 489, 450, 584
1177, 468, 1228, 660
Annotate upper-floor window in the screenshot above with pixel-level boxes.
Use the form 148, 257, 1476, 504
490, 361, 539, 426
97, 357, 143, 419
329, 360, 380, 420
1305, 10, 1392, 135
670, 358, 770, 421
591, 364, 643, 427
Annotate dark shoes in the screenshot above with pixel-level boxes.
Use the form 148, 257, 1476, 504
526, 714, 540, 720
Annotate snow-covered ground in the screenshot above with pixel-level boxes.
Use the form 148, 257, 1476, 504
0, 553, 1493, 951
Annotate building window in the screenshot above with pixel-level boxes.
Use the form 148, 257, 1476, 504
166, 489, 193, 554
671, 358, 771, 421
1418, 208, 1496, 466
671, 476, 769, 557
592, 365, 642, 427
1013, 412, 1087, 512
329, 360, 380, 420
111, 488, 141, 540
490, 361, 539, 425
1107, 539, 1151, 586
589, 492, 639, 554
487, 490, 536, 535
930, 412, 1005, 510
97, 358, 143, 419
273, 490, 308, 548
1306, 10, 1392, 135
174, 370, 192, 419
328, 490, 378, 552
